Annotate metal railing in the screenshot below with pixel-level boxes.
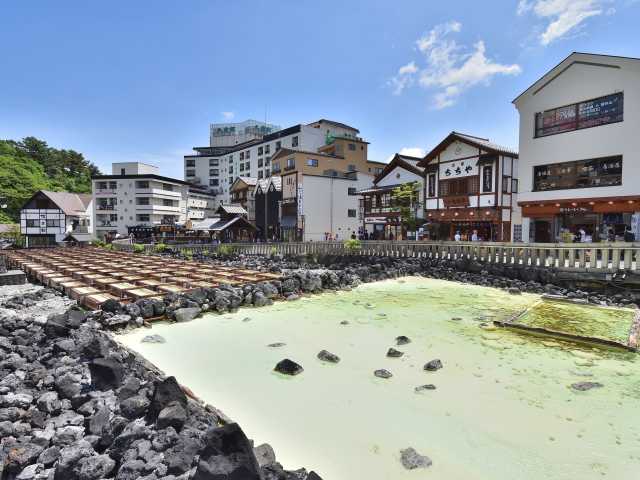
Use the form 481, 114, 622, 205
109, 240, 640, 273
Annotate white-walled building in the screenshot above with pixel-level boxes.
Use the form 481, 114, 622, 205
20, 190, 93, 247
514, 52, 639, 243
358, 154, 424, 240
92, 162, 192, 239
418, 132, 519, 242
210, 119, 280, 147
184, 119, 365, 204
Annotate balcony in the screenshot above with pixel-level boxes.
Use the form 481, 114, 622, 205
136, 204, 181, 213
94, 189, 117, 195
95, 204, 117, 212
135, 188, 181, 198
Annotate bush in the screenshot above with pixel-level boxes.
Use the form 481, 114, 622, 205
154, 243, 168, 253
92, 239, 105, 248
269, 246, 278, 257
217, 244, 235, 257
344, 238, 361, 252
133, 243, 145, 254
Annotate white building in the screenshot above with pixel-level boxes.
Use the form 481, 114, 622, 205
92, 162, 192, 239
358, 153, 424, 240
186, 186, 217, 221
513, 52, 638, 243
20, 190, 93, 247
184, 119, 364, 204
418, 132, 519, 242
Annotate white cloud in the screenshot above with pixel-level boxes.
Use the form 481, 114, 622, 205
518, 0, 607, 45
389, 22, 521, 109
386, 147, 427, 162
221, 111, 235, 120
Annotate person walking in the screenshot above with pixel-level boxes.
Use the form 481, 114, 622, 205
454, 231, 461, 242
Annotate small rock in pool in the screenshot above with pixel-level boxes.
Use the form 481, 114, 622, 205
141, 334, 165, 344
242, 317, 251, 322
571, 381, 603, 391
317, 350, 340, 363
274, 358, 303, 376
396, 335, 411, 345
374, 369, 393, 379
340, 320, 349, 325
450, 317, 462, 321
365, 303, 376, 309
267, 342, 286, 348
400, 447, 432, 470
424, 359, 443, 371
414, 384, 437, 393
387, 348, 404, 358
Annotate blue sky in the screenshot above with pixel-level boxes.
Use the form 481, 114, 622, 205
1, 0, 639, 177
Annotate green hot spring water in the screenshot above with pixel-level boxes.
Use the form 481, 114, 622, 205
119, 277, 640, 480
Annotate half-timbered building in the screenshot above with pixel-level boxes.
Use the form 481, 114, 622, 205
417, 132, 519, 241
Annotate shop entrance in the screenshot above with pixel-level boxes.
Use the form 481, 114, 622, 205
533, 219, 553, 243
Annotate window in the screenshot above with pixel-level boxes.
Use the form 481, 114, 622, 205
511, 178, 519, 193
137, 214, 150, 222
186, 159, 195, 167
265, 169, 270, 176
162, 199, 174, 207
265, 144, 270, 154
136, 197, 150, 205
272, 162, 281, 173
109, 181, 117, 189
135, 181, 149, 189
348, 187, 357, 195
26, 219, 37, 228
258, 171, 264, 179
209, 168, 219, 176
347, 164, 356, 172
97, 181, 107, 189
348, 143, 356, 151
439, 177, 479, 196
186, 169, 195, 177
265, 156, 271, 165
46, 219, 59, 227
482, 166, 493, 192
286, 158, 295, 170
347, 209, 357, 217
245, 162, 250, 171
209, 158, 218, 166
258, 147, 263, 155
120, 168, 126, 175
427, 174, 436, 197
307, 158, 318, 167
229, 177, 234, 185
502, 176, 510, 193
239, 163, 245, 172
292, 136, 299, 148
258, 158, 263, 167
240, 152, 244, 160
533, 156, 622, 192
162, 183, 173, 191
229, 165, 233, 174
534, 92, 623, 138
209, 179, 219, 187
276, 141, 281, 150
109, 214, 118, 222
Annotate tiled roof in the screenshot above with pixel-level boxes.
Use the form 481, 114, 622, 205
39, 191, 92, 216
453, 132, 518, 157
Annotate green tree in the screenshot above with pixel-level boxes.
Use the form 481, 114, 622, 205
391, 182, 420, 238
0, 137, 100, 222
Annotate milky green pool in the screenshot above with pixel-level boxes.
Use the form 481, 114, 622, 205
119, 277, 640, 480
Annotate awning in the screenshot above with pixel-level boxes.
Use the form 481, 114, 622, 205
191, 217, 222, 231
357, 184, 403, 195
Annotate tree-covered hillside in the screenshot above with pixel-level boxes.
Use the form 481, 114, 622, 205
0, 137, 100, 222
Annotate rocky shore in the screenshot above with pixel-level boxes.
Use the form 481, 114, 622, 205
88, 253, 636, 333
0, 288, 321, 480
2, 250, 637, 480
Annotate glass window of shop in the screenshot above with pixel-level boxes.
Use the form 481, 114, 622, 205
533, 156, 622, 192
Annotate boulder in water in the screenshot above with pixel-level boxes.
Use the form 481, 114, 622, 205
424, 359, 443, 371
571, 381, 603, 391
400, 447, 432, 469
317, 350, 340, 363
396, 335, 411, 345
387, 348, 404, 358
374, 369, 392, 379
274, 359, 303, 376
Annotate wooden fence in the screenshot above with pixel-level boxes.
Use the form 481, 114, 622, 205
111, 240, 640, 273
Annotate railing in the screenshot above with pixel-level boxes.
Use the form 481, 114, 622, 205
108, 240, 640, 273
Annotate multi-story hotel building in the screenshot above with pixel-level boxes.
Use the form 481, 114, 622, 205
92, 162, 215, 239
184, 119, 373, 204
270, 135, 384, 241
514, 52, 639, 243
418, 132, 519, 242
